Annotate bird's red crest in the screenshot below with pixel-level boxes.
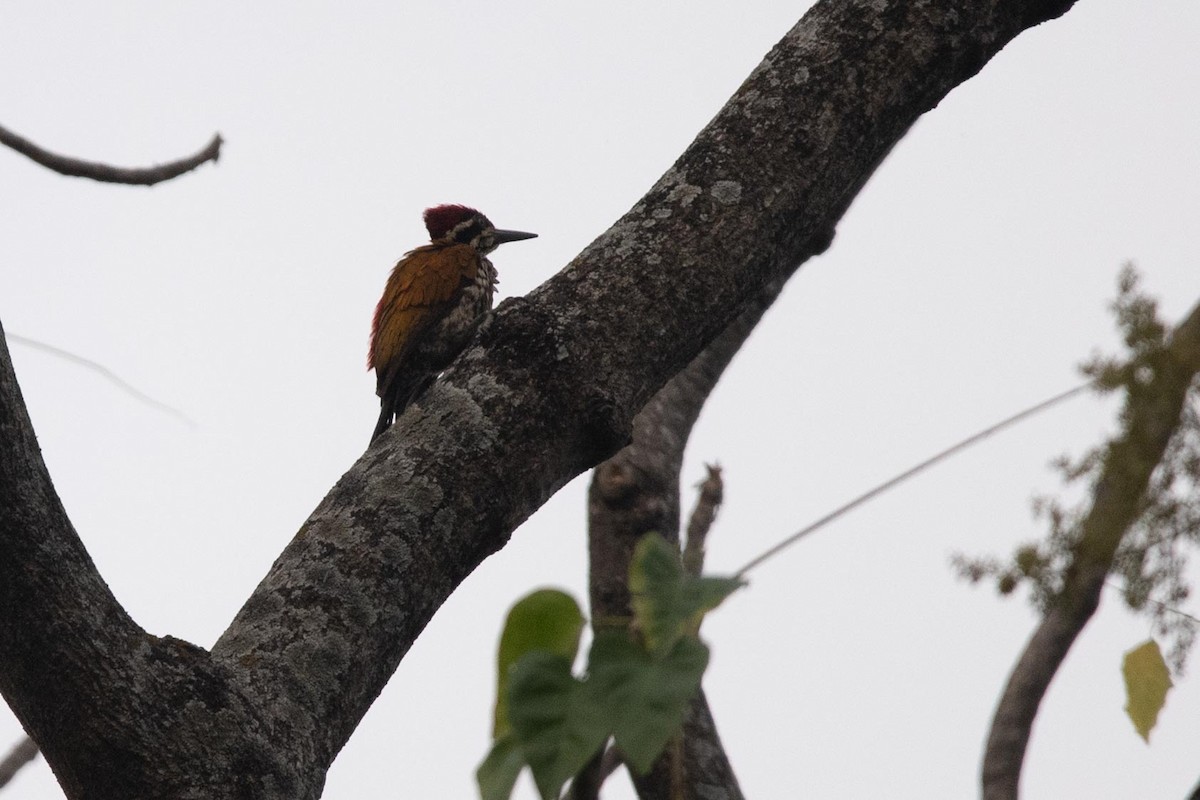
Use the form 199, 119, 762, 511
423, 204, 480, 240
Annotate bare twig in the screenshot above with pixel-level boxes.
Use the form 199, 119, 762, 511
563, 744, 607, 800
6, 333, 194, 426
599, 745, 624, 784
735, 382, 1092, 576
982, 299, 1200, 800
0, 123, 221, 186
0, 736, 38, 789
1103, 580, 1200, 625
683, 464, 723, 576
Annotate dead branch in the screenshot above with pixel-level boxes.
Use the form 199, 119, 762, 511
683, 464, 723, 576
0, 123, 221, 186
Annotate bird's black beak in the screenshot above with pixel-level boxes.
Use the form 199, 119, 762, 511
493, 229, 538, 245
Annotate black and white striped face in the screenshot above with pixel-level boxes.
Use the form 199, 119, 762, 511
446, 213, 500, 254
423, 204, 537, 254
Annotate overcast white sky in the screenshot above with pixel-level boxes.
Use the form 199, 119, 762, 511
2, 2, 1199, 798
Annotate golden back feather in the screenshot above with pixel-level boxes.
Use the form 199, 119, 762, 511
370, 242, 481, 397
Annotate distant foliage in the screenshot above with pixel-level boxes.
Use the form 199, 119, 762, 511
954, 264, 1200, 672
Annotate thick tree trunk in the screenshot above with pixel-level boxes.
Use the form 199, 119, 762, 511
0, 1, 1078, 796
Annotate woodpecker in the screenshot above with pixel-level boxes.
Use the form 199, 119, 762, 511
368, 204, 536, 442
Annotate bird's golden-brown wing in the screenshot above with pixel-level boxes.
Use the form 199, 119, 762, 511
369, 243, 479, 397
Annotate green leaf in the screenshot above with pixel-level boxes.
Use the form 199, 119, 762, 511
1122, 639, 1173, 742
486, 544, 737, 797
494, 589, 585, 738
476, 734, 525, 800
585, 629, 710, 775
629, 533, 743, 656
507, 652, 610, 800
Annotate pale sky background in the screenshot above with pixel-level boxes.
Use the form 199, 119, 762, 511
2, 2, 1199, 798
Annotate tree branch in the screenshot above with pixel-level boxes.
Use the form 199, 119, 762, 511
0, 123, 221, 186
683, 464, 723, 576
589, 278, 788, 800
0, 320, 304, 797
981, 299, 1200, 800
0, 1, 1083, 795
0, 736, 38, 789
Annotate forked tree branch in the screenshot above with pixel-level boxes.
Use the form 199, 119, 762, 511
982, 299, 1200, 800
0, 123, 221, 186
0, 1, 1082, 796
588, 276, 790, 800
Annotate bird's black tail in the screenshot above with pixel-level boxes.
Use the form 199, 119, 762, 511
370, 403, 394, 443
370, 375, 437, 444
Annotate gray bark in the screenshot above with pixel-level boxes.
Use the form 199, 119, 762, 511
588, 283, 786, 800
0, 1, 1078, 796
